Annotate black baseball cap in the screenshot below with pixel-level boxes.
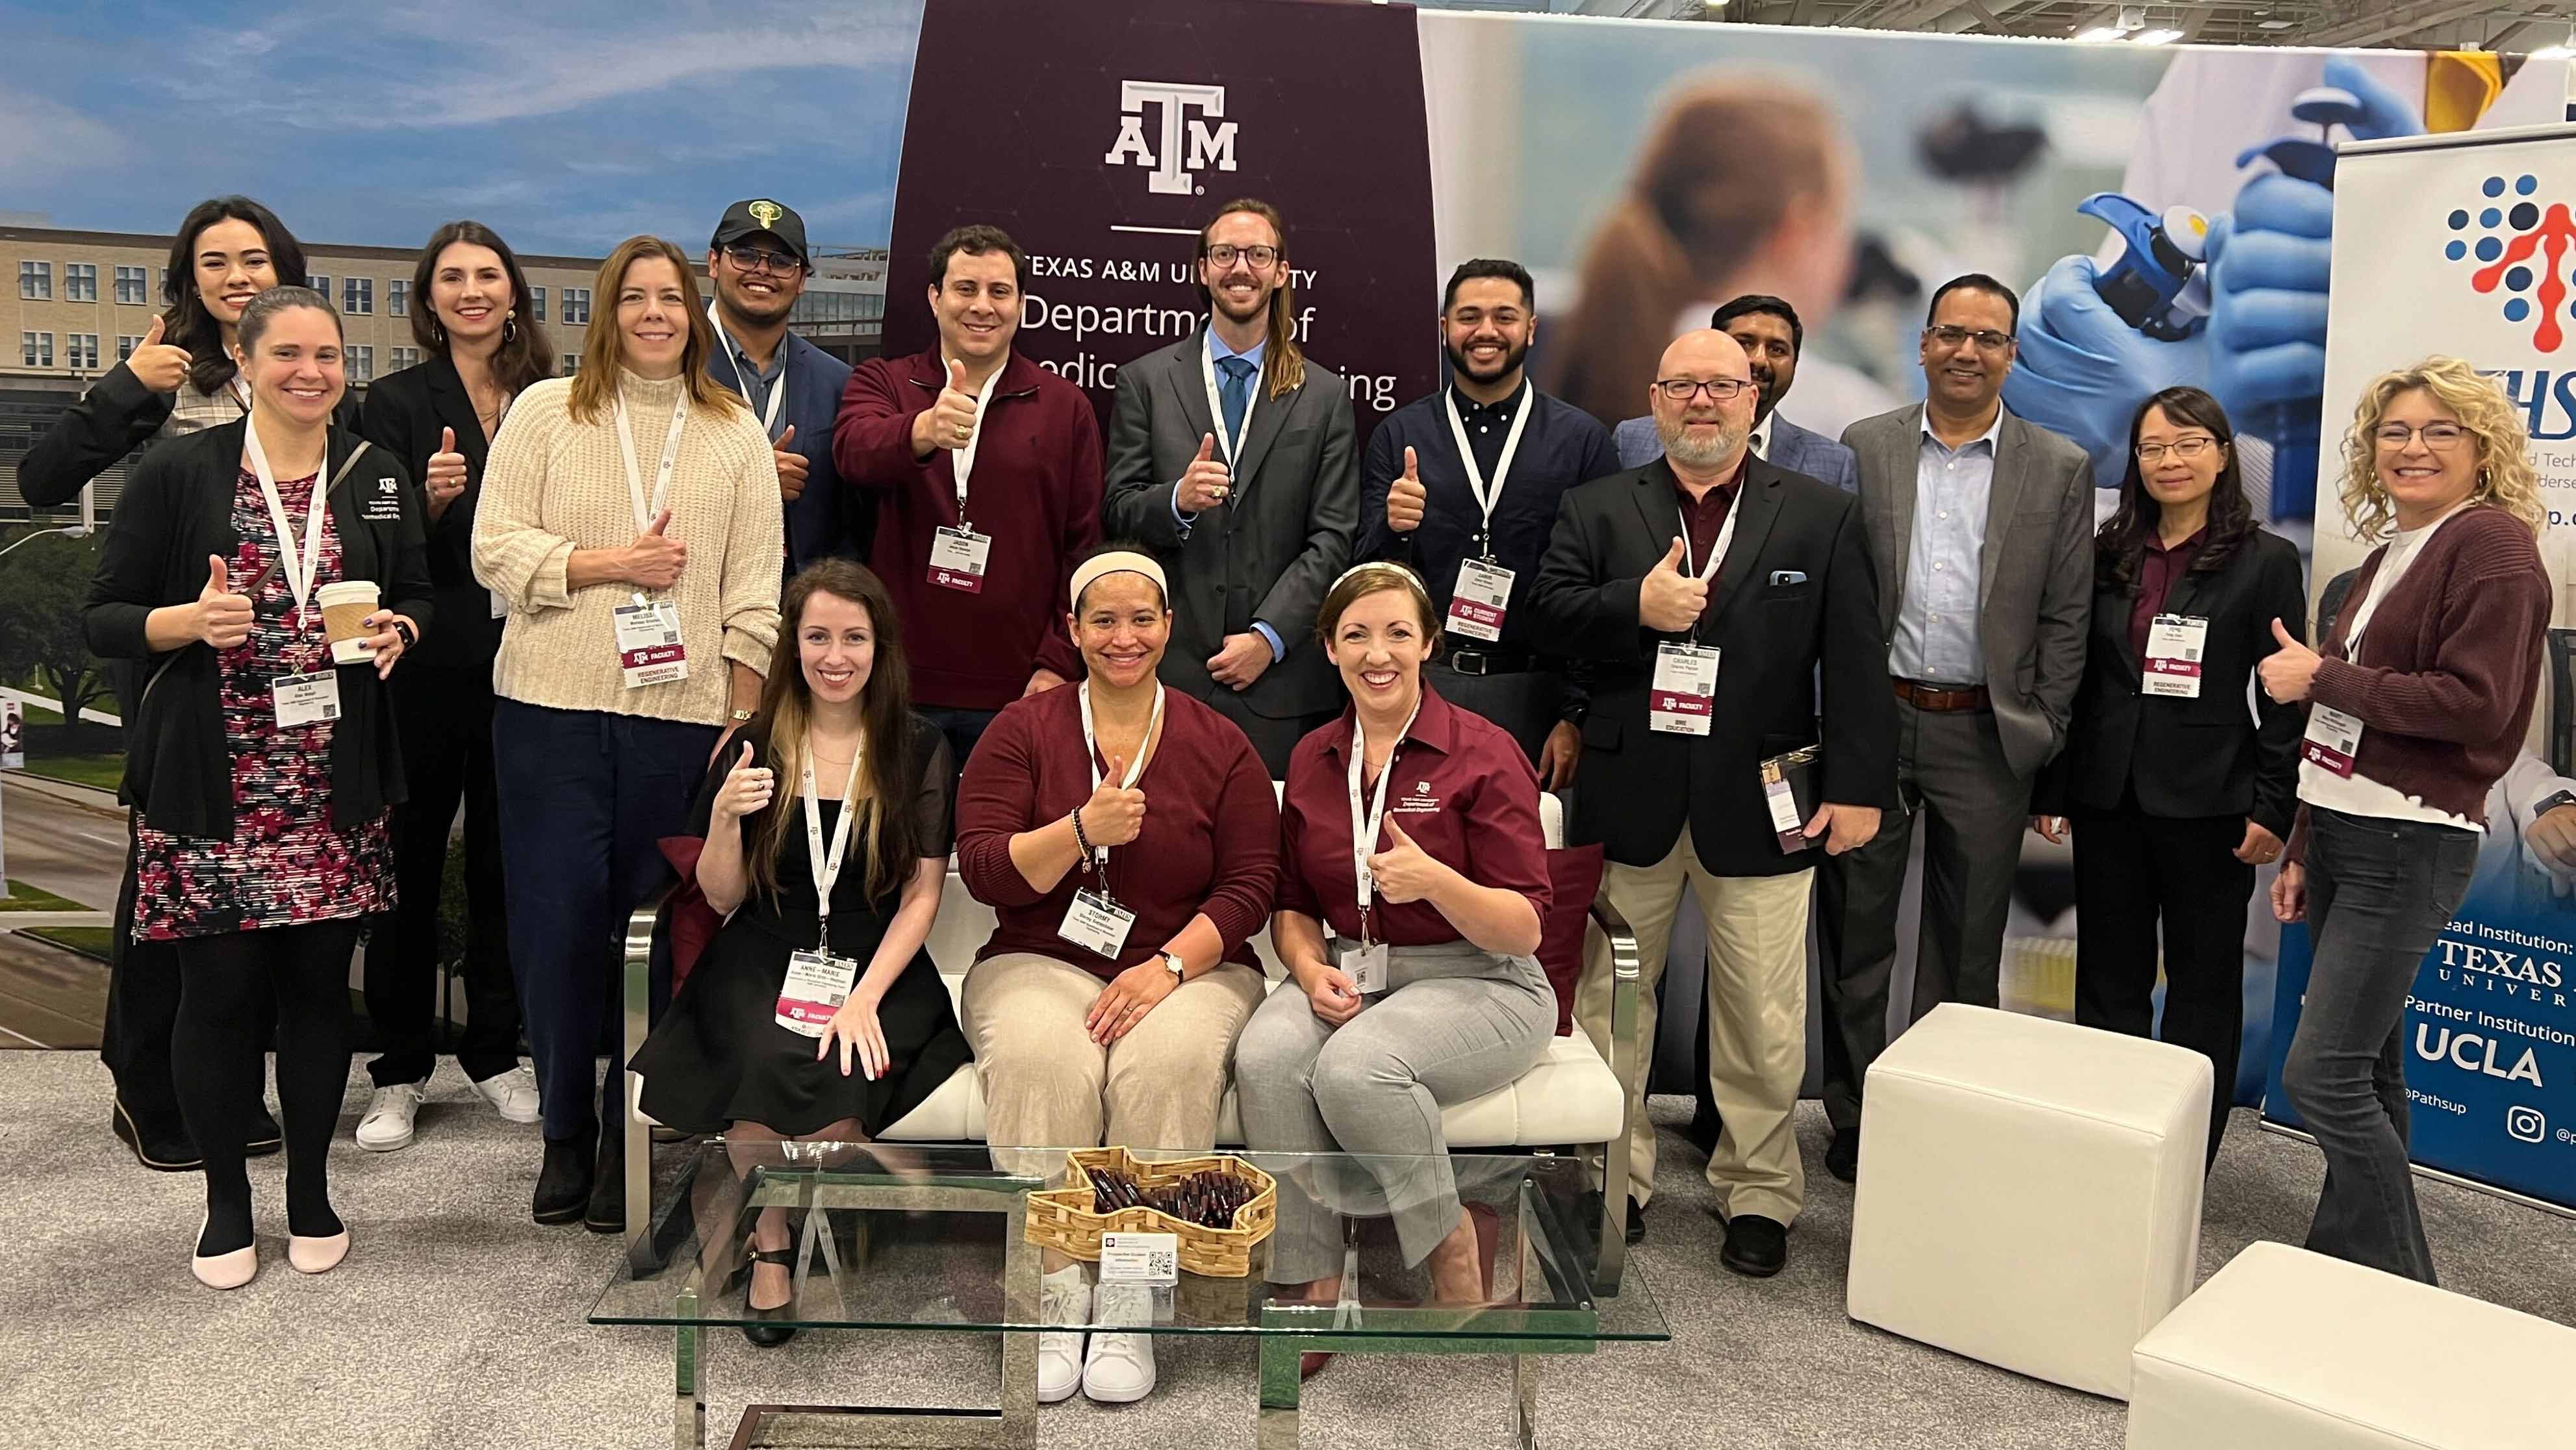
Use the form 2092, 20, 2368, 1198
712, 199, 811, 268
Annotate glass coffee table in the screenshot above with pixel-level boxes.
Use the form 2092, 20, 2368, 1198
591, 1143, 1666, 1449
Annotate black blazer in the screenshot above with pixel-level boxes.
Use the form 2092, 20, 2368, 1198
1529, 455, 1898, 874
83, 420, 435, 838
359, 356, 504, 674
2039, 527, 2306, 835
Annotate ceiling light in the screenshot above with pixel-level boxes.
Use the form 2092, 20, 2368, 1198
2134, 27, 2185, 44
2076, 25, 2128, 41
2257, 18, 2293, 27
2118, 5, 2145, 26
2536, 44, 2576, 59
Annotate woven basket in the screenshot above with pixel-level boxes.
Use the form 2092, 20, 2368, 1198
1022, 1147, 1277, 1278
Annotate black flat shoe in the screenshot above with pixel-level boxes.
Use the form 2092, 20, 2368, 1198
1825, 1128, 1859, 1184
741, 1247, 798, 1347
584, 1126, 626, 1235
112, 1099, 201, 1172
533, 1137, 596, 1225
245, 1105, 283, 1158
1720, 1214, 1789, 1278
1624, 1197, 1647, 1245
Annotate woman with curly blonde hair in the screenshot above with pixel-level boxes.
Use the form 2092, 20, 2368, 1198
2255, 355, 2551, 1282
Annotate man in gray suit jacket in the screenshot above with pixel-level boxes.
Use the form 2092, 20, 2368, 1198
1104, 199, 1358, 775
1817, 274, 2093, 1182
1612, 294, 1857, 493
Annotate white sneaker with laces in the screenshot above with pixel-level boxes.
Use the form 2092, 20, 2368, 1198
1082, 1328, 1156, 1403
469, 1065, 542, 1125
1037, 1265, 1090, 1405
355, 1080, 427, 1152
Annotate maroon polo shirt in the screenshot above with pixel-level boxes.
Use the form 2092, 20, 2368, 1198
2128, 527, 2205, 664
834, 348, 1101, 711
1275, 686, 1551, 944
955, 682, 1279, 980
1672, 456, 1746, 622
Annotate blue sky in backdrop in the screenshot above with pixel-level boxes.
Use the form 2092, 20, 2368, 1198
0, 0, 923, 256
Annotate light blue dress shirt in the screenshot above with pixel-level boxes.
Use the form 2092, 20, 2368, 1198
1174, 327, 1283, 660
1890, 410, 2001, 685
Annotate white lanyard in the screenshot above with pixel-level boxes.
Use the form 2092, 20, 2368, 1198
707, 303, 785, 440
240, 413, 330, 633
945, 355, 1007, 520
1442, 385, 1533, 555
1345, 700, 1422, 940
1677, 489, 1741, 583
1199, 340, 1262, 469
799, 733, 869, 944
1077, 680, 1164, 877
613, 389, 689, 598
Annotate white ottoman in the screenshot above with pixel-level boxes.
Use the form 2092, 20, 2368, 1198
2130, 1241, 2576, 1449
1846, 1003, 2211, 1399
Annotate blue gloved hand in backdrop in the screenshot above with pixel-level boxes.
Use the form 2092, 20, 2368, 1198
2002, 252, 2212, 488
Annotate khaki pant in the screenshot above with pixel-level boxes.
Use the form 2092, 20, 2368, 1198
1577, 830, 1810, 1224
960, 950, 1266, 1176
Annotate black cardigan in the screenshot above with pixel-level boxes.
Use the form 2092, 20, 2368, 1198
83, 420, 435, 837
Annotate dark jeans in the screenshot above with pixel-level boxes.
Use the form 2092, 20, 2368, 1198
919, 705, 999, 783
371, 669, 520, 1086
2071, 804, 2251, 1169
2282, 806, 2479, 1284
492, 700, 715, 1143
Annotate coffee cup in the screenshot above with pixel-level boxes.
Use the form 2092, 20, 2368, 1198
318, 579, 381, 665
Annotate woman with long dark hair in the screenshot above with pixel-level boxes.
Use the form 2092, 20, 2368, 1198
23, 196, 314, 1173
630, 560, 968, 1344
352, 222, 557, 1152
2031, 387, 2304, 1169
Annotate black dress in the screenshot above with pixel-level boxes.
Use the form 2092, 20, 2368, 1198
631, 714, 971, 1136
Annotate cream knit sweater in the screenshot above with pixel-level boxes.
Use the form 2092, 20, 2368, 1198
472, 369, 782, 725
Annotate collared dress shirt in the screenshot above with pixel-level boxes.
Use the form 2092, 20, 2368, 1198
1891, 409, 2002, 685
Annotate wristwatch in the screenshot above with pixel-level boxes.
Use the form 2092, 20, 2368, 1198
729, 708, 756, 724
391, 618, 417, 649
2537, 789, 2576, 819
1160, 950, 1186, 982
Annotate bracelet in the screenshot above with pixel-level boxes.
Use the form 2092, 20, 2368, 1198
1069, 805, 1092, 858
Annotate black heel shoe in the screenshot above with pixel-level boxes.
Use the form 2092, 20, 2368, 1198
740, 1246, 798, 1347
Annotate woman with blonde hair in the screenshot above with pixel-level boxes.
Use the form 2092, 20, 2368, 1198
473, 235, 784, 1230
2259, 355, 2551, 1282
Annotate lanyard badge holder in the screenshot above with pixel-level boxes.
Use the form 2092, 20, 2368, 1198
1060, 681, 1164, 958
1650, 505, 1734, 736
776, 738, 871, 1040
2142, 614, 2209, 698
244, 416, 353, 728
930, 358, 1008, 594
1338, 704, 1420, 995
1441, 388, 1533, 643
613, 392, 691, 689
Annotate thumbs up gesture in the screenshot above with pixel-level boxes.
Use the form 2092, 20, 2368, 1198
772, 422, 808, 502
623, 507, 688, 590
1175, 432, 1231, 515
196, 553, 253, 650
1386, 445, 1427, 533
1364, 817, 1448, 906
1077, 750, 1148, 848
2258, 616, 2322, 704
921, 358, 980, 453
125, 314, 192, 395
1637, 535, 1709, 633
423, 425, 468, 519
712, 740, 776, 821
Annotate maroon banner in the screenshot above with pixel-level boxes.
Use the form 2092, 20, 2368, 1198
885, 0, 1439, 429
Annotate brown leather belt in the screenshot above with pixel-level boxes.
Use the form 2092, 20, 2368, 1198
1892, 678, 1990, 712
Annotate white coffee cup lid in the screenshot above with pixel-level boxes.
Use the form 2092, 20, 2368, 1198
316, 580, 380, 606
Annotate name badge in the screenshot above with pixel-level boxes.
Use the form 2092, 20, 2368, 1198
490, 587, 509, 620
775, 948, 859, 1038
614, 599, 689, 688
2302, 704, 2365, 779
928, 525, 991, 594
271, 670, 342, 728
1334, 937, 1390, 995
2143, 614, 2208, 699
1763, 765, 1807, 854
1060, 889, 1136, 958
1446, 559, 1513, 642
1650, 642, 1720, 736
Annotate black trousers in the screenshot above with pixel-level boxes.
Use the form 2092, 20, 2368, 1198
368, 668, 521, 1087
2069, 802, 2252, 1168
101, 815, 272, 1138
1423, 659, 1561, 768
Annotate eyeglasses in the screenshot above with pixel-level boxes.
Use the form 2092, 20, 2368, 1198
1204, 244, 1279, 269
723, 246, 801, 275
1925, 325, 2016, 353
1654, 377, 1755, 403
2135, 436, 2221, 463
2373, 421, 2469, 450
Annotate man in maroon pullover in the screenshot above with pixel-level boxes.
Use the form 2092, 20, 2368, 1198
835, 225, 1102, 767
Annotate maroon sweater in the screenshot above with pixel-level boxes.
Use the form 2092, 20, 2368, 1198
834, 348, 1101, 710
2292, 504, 2551, 856
955, 683, 1279, 979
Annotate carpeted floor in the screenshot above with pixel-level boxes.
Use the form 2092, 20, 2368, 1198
1, 1052, 2569, 1450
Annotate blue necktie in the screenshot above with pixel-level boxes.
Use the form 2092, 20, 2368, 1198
1216, 355, 1256, 455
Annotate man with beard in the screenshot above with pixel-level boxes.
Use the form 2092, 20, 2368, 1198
1357, 259, 1616, 780
1531, 329, 1893, 1277
704, 199, 859, 575
1611, 294, 1856, 494
1103, 198, 1358, 775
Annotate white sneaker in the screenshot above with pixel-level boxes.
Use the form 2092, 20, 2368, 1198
1037, 1266, 1090, 1404
469, 1065, 542, 1125
1082, 1329, 1156, 1403
354, 1080, 428, 1152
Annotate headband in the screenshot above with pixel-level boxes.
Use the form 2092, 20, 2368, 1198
1330, 560, 1429, 591
1069, 552, 1169, 610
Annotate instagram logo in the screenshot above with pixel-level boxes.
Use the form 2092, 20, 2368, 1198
2506, 1106, 2547, 1143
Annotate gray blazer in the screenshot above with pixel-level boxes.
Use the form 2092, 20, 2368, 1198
1103, 327, 1359, 720
1612, 411, 1859, 493
1840, 403, 2093, 779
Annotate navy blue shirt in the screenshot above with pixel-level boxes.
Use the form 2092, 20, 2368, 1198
709, 327, 863, 576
